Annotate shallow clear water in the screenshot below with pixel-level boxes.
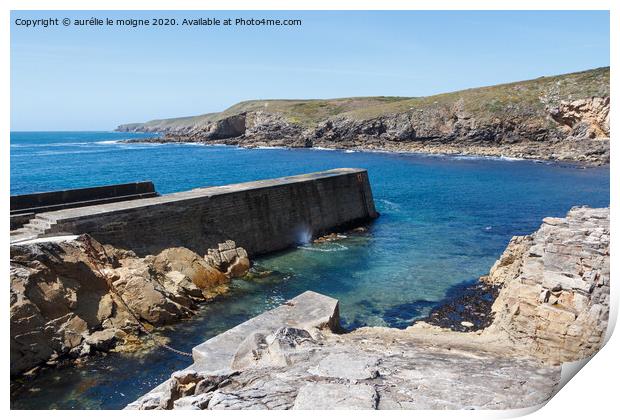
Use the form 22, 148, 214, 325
10, 131, 609, 409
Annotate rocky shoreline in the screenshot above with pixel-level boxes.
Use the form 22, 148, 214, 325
10, 206, 610, 409
118, 68, 610, 165
124, 134, 610, 166
416, 279, 500, 332
125, 206, 609, 410
10, 236, 251, 377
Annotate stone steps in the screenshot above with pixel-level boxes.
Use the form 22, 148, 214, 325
10, 215, 57, 244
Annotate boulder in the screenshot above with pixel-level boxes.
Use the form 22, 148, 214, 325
84, 328, 122, 352
153, 247, 228, 291
205, 241, 251, 278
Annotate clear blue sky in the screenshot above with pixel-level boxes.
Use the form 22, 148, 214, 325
11, 10, 609, 131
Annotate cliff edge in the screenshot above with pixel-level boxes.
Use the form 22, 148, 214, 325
118, 67, 610, 164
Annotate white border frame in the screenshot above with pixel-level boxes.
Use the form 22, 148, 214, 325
3, 2, 616, 419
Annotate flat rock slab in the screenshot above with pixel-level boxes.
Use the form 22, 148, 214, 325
307, 352, 379, 380
128, 292, 561, 411
293, 383, 378, 410
127, 291, 340, 409
192, 291, 340, 371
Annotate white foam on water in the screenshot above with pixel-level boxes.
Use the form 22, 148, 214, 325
11, 141, 92, 148
254, 146, 289, 150
297, 243, 349, 252
377, 198, 402, 212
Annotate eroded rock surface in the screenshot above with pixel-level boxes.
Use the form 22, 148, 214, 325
205, 240, 251, 278
10, 235, 249, 375
482, 206, 610, 363
128, 326, 559, 410
548, 97, 610, 139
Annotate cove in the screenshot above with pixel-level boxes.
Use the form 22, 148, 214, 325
9, 131, 610, 409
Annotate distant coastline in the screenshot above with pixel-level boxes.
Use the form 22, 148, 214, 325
121, 134, 608, 167
117, 67, 610, 165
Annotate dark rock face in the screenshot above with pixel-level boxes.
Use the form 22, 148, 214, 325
205, 114, 247, 140
416, 280, 500, 332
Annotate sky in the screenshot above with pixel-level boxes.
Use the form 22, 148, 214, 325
10, 10, 610, 131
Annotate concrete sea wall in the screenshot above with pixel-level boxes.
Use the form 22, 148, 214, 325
10, 181, 157, 214
36, 168, 377, 256
10, 181, 157, 230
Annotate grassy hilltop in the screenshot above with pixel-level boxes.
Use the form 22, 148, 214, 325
119, 67, 609, 131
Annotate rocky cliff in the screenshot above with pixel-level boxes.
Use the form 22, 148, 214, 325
118, 67, 610, 164
481, 206, 610, 363
127, 206, 609, 410
10, 235, 250, 376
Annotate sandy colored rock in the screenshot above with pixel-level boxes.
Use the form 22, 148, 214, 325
481, 206, 610, 363
10, 235, 236, 376
205, 241, 251, 278
154, 247, 228, 291
84, 328, 122, 352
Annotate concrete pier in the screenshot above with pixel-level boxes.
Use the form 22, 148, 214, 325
10, 168, 377, 256
10, 181, 157, 230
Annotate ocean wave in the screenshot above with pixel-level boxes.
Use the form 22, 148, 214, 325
12, 140, 127, 148
10, 141, 94, 148
20, 149, 109, 156
449, 154, 526, 162
377, 198, 402, 212
297, 243, 349, 252
118, 142, 167, 148
180, 142, 210, 146
498, 155, 527, 161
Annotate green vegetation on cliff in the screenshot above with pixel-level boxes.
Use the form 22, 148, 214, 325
118, 67, 609, 131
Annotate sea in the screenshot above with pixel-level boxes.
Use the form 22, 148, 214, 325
9, 131, 610, 409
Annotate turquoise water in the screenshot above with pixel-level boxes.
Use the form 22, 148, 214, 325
10, 131, 609, 409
